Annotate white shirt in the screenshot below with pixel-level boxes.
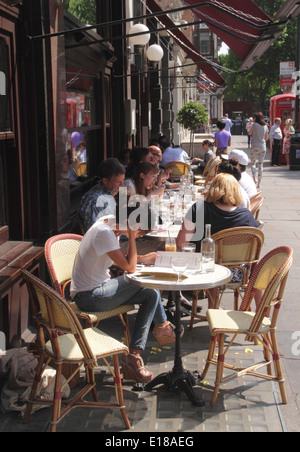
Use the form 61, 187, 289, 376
251, 123, 269, 150
161, 147, 189, 167
222, 117, 232, 132
269, 124, 282, 141
240, 172, 257, 198
70, 221, 120, 298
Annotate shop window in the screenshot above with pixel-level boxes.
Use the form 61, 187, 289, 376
0, 39, 11, 133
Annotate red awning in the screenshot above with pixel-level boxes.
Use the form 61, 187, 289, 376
147, 0, 225, 86
183, 0, 273, 61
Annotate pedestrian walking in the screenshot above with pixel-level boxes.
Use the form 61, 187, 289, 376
282, 118, 295, 167
248, 112, 269, 189
269, 118, 282, 167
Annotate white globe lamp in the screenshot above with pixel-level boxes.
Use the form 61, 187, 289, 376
146, 44, 164, 62
128, 23, 151, 46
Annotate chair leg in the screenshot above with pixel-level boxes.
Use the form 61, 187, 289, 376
234, 289, 239, 311
50, 363, 63, 433
189, 290, 199, 330
119, 313, 131, 349
201, 335, 217, 380
24, 353, 48, 425
112, 355, 131, 429
211, 334, 225, 406
262, 333, 273, 376
85, 364, 98, 402
270, 331, 287, 404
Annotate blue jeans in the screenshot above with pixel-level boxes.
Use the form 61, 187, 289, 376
74, 275, 167, 351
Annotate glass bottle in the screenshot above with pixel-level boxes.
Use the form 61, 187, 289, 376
201, 224, 215, 273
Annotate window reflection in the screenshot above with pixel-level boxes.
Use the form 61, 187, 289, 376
0, 38, 11, 133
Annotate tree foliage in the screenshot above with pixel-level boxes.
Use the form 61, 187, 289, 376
176, 102, 208, 131
219, 0, 297, 113
63, 0, 96, 24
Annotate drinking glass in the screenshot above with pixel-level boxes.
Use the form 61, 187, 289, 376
165, 237, 177, 252
172, 257, 188, 283
182, 243, 196, 253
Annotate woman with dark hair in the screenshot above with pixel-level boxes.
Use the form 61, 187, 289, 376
248, 112, 269, 189
124, 162, 164, 200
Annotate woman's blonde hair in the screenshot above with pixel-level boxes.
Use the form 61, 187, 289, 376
206, 173, 243, 206
286, 118, 292, 126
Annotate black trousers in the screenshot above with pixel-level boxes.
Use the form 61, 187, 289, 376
272, 139, 282, 165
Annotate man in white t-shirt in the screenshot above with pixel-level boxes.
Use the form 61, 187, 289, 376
160, 138, 189, 167
222, 114, 232, 132
71, 205, 180, 384
229, 149, 257, 198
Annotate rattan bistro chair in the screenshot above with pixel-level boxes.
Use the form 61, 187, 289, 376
165, 161, 191, 182
201, 246, 293, 406
250, 191, 264, 220
189, 227, 264, 330
44, 234, 134, 348
22, 270, 131, 432
194, 156, 221, 187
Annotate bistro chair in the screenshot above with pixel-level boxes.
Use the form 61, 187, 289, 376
76, 162, 87, 177
201, 246, 293, 406
165, 161, 191, 182
194, 156, 221, 187
189, 227, 265, 330
22, 270, 131, 432
44, 234, 134, 348
250, 191, 264, 220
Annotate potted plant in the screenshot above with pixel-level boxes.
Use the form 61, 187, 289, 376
176, 102, 208, 156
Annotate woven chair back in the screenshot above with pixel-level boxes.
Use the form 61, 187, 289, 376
239, 246, 293, 338
250, 191, 264, 220
165, 161, 191, 181
212, 227, 264, 286
22, 270, 95, 362
45, 234, 83, 294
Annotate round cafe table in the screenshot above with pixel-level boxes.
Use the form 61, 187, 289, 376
125, 264, 232, 406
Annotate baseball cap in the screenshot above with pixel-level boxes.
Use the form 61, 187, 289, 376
228, 149, 249, 166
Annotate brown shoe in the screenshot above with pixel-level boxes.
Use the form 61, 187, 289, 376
153, 321, 184, 346
121, 354, 153, 383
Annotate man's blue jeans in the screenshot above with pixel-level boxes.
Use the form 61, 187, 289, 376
74, 275, 167, 351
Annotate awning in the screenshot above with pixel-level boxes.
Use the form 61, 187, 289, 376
183, 0, 274, 62
147, 0, 225, 86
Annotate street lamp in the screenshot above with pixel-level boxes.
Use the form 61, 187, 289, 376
128, 23, 151, 46
146, 44, 164, 63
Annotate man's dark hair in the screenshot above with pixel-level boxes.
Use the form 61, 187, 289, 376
98, 158, 125, 180
217, 120, 226, 130
159, 136, 171, 150
218, 161, 241, 182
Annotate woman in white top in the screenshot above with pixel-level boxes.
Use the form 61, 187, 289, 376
71, 199, 180, 384
248, 112, 269, 189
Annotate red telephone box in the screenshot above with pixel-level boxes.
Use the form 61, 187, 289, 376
269, 94, 296, 163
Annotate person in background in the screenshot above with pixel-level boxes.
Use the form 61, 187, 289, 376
67, 149, 77, 183
192, 140, 214, 174
214, 120, 232, 157
124, 162, 164, 200
246, 117, 253, 148
77, 141, 87, 163
228, 149, 257, 198
222, 113, 232, 132
79, 158, 125, 232
282, 118, 295, 167
159, 137, 189, 167
125, 147, 155, 179
118, 149, 131, 169
248, 112, 269, 189
269, 118, 282, 167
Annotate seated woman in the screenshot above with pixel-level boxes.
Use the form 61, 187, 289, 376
177, 173, 258, 308
124, 162, 164, 200
218, 161, 250, 210
71, 198, 181, 384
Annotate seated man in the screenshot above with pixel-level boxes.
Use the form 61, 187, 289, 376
160, 137, 189, 167
228, 149, 257, 198
79, 158, 125, 232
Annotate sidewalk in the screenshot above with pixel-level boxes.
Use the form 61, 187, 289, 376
0, 135, 299, 433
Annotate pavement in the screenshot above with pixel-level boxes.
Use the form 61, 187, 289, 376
0, 135, 299, 434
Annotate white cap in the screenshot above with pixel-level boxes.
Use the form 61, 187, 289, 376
228, 149, 249, 166
221, 154, 229, 160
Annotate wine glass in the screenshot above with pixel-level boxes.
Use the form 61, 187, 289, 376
172, 257, 188, 283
